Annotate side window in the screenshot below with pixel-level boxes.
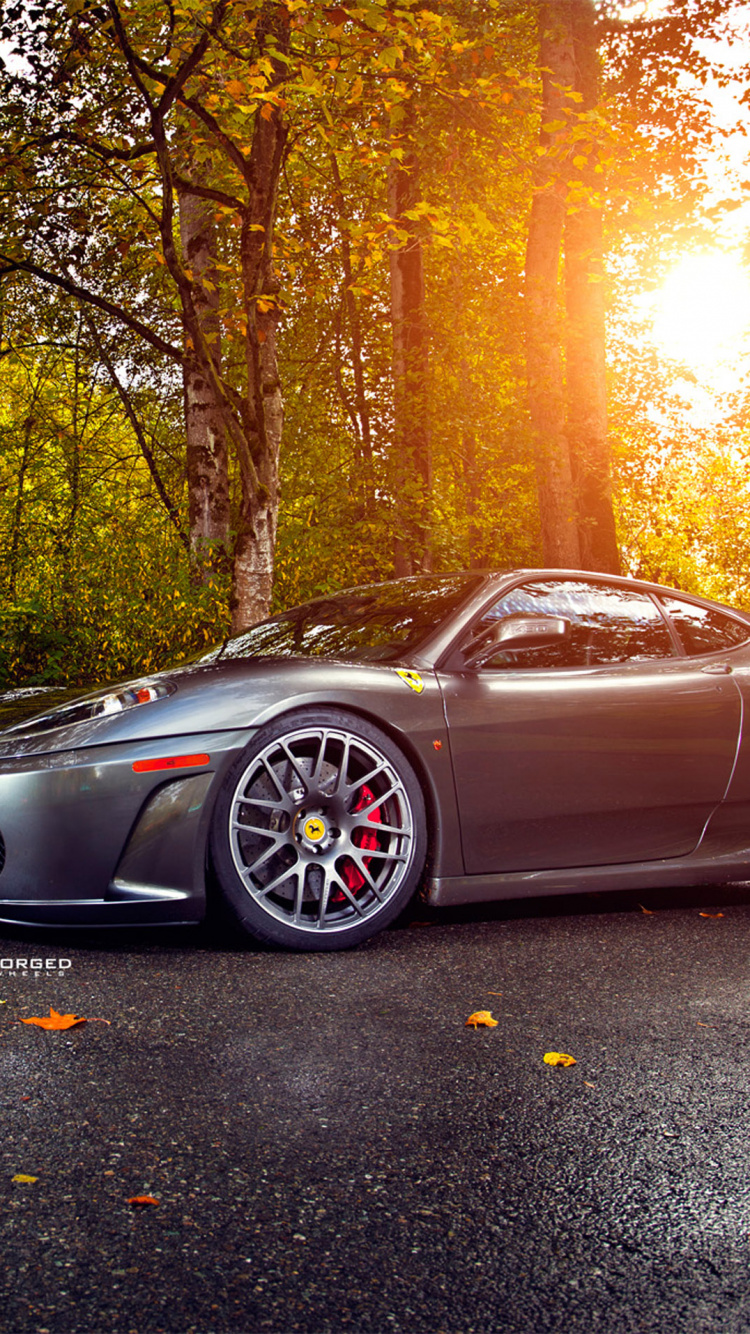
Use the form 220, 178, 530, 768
659, 596, 750, 655
469, 580, 676, 669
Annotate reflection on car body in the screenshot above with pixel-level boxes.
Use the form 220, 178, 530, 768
1, 568, 750, 950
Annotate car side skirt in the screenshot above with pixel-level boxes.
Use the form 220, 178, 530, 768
427, 848, 750, 907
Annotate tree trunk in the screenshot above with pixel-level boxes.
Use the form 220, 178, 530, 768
388, 103, 431, 576
331, 154, 374, 517
177, 184, 231, 576
525, 3, 580, 568
565, 0, 620, 574
231, 100, 288, 632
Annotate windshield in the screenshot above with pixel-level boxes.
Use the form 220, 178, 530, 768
198, 574, 484, 665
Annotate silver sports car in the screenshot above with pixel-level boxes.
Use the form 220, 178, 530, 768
1, 568, 749, 950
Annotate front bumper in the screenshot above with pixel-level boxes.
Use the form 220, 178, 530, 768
0, 730, 249, 926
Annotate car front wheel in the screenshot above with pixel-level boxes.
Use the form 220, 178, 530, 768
209, 708, 427, 950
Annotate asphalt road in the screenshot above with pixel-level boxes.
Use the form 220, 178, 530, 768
2, 887, 750, 1334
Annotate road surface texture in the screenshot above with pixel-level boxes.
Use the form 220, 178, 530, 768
1, 886, 750, 1334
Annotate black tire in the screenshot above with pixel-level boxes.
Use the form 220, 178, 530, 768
209, 707, 428, 951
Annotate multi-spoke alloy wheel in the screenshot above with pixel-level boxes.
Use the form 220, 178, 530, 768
210, 709, 427, 950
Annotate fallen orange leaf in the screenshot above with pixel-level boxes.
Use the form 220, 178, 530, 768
20, 1008, 110, 1030
465, 1010, 498, 1028
543, 1051, 577, 1067
128, 1195, 159, 1207
638, 904, 654, 915
699, 912, 724, 919
21, 1008, 85, 1030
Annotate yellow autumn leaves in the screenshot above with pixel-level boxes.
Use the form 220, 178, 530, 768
465, 1009, 577, 1067
465, 1010, 498, 1029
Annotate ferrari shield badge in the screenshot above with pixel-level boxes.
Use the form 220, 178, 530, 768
395, 669, 424, 694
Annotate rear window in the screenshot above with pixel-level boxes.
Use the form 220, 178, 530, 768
659, 596, 750, 655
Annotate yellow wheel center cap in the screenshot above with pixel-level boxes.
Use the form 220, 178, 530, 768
303, 816, 326, 843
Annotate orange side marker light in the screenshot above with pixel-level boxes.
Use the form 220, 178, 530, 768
132, 754, 210, 774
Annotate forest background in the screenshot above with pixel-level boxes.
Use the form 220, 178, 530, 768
1, 0, 750, 689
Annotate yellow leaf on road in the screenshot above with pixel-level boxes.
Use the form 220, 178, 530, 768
465, 1010, 498, 1028
543, 1051, 577, 1067
12, 1174, 37, 1183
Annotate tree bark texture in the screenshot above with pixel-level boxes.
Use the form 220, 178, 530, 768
565, 1, 620, 574
525, 3, 581, 568
178, 184, 231, 574
231, 98, 287, 632
388, 105, 432, 577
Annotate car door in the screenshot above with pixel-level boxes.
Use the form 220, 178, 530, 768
438, 578, 742, 875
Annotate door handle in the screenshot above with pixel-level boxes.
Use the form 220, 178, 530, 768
701, 663, 732, 675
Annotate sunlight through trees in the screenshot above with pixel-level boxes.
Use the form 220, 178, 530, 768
1, 0, 749, 685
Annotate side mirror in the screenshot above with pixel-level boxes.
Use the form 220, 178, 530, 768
467, 614, 571, 668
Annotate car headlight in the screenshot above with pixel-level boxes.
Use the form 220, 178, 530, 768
6, 681, 175, 736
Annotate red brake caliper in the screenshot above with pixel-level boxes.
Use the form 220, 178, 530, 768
338, 784, 382, 898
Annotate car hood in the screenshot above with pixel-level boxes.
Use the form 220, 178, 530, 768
0, 656, 436, 760
0, 685, 92, 733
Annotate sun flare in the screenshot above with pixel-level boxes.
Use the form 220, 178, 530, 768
652, 250, 750, 379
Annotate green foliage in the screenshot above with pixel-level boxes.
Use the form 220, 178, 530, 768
0, 571, 229, 689
0, 326, 231, 689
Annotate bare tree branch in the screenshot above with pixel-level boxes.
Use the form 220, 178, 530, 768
84, 311, 191, 554
0, 256, 183, 361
